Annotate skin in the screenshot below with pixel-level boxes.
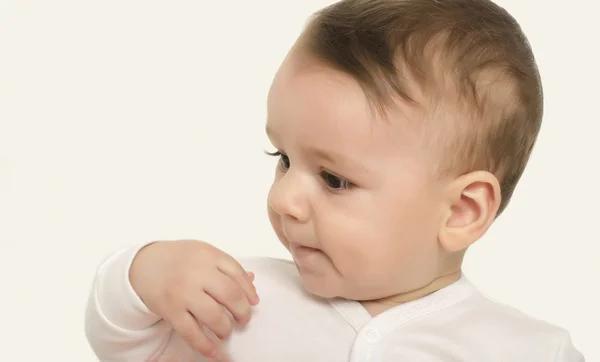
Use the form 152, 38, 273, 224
130, 240, 260, 360
265, 46, 501, 316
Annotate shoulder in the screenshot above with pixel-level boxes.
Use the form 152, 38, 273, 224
233, 256, 336, 319
467, 293, 570, 335
446, 292, 583, 360
235, 256, 316, 299
379, 278, 584, 361
236, 256, 299, 285
237, 256, 297, 274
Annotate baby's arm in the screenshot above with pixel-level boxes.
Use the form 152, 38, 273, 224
84, 245, 178, 361
85, 240, 258, 361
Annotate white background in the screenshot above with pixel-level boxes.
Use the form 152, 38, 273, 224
0, 0, 598, 360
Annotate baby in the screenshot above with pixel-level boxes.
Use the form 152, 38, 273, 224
85, 0, 584, 361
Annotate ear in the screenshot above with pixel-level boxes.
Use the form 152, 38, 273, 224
438, 171, 501, 253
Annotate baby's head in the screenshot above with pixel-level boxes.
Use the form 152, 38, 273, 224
265, 0, 542, 306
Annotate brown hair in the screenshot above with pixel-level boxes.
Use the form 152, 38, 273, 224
299, 0, 543, 215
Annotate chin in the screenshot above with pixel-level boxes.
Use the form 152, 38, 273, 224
295, 270, 340, 299
300, 273, 380, 301
303, 283, 336, 299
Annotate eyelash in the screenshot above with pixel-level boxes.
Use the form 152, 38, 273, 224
265, 150, 356, 191
265, 150, 290, 170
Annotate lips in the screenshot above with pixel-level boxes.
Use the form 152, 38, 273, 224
289, 242, 324, 261
289, 242, 320, 252
295, 245, 320, 253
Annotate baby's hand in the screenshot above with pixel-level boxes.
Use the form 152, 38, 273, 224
129, 239, 259, 359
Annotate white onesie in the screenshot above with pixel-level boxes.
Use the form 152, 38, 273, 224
85, 245, 584, 361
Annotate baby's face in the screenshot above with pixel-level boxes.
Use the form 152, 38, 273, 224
266, 53, 450, 301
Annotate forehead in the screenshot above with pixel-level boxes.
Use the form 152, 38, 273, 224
266, 53, 424, 159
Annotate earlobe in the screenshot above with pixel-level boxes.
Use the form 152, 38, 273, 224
438, 171, 501, 253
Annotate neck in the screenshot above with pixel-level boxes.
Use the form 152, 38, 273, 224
361, 270, 462, 316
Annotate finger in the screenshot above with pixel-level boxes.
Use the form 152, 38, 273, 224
211, 348, 232, 362
246, 271, 255, 281
205, 272, 253, 325
171, 311, 218, 358
189, 293, 234, 340
217, 260, 260, 305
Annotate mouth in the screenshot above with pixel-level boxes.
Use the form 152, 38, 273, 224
289, 242, 319, 251
289, 243, 323, 261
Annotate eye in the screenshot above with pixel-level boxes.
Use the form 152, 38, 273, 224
265, 150, 290, 170
320, 171, 355, 190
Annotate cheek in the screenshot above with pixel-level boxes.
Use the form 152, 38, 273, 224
317, 191, 440, 274
314, 203, 387, 270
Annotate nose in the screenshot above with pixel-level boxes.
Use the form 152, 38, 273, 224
268, 170, 310, 223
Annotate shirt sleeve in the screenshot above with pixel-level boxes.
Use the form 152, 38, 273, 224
554, 333, 585, 362
84, 243, 189, 361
